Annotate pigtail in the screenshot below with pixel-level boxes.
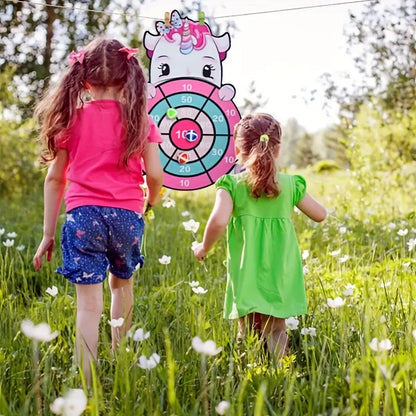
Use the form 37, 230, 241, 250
245, 143, 279, 198
35, 63, 85, 162
119, 56, 149, 166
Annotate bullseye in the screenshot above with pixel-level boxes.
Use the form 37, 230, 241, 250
170, 119, 202, 150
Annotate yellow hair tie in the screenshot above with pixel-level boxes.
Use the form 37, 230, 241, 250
260, 134, 269, 143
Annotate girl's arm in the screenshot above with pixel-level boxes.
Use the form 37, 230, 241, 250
33, 149, 69, 271
142, 142, 164, 207
296, 193, 327, 222
194, 188, 233, 261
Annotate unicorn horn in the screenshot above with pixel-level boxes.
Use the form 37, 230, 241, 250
180, 18, 194, 55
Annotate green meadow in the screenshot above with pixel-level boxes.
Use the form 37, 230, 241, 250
1, 167, 415, 416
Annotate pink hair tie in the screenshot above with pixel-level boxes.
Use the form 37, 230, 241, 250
68, 50, 85, 66
119, 46, 138, 60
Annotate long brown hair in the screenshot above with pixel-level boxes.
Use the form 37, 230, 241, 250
234, 113, 282, 198
35, 38, 148, 165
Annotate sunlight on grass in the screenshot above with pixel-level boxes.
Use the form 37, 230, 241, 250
0, 168, 415, 415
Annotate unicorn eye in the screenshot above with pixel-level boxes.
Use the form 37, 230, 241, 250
202, 64, 214, 79
158, 63, 170, 77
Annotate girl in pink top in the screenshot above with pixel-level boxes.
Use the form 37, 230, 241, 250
33, 38, 164, 385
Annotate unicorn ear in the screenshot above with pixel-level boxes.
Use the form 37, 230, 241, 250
211, 32, 231, 53
143, 31, 160, 51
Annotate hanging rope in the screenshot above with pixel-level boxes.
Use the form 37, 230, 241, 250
4, 0, 375, 21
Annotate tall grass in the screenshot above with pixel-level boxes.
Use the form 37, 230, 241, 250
0, 171, 415, 415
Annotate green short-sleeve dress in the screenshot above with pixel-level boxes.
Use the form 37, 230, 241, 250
216, 172, 307, 319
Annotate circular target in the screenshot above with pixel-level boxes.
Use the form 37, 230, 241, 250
147, 78, 241, 191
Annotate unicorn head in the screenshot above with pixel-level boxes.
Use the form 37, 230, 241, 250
144, 10, 235, 100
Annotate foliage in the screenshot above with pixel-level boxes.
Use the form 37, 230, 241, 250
0, 0, 145, 110
312, 159, 340, 173
0, 116, 44, 199
320, 0, 416, 127
343, 102, 416, 215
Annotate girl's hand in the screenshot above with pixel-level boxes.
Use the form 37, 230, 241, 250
33, 236, 55, 271
193, 243, 208, 261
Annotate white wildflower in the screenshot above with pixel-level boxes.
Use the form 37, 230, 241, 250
330, 249, 341, 257
182, 219, 200, 233
188, 281, 200, 288
191, 241, 201, 251
215, 400, 231, 415
327, 297, 346, 308
7, 232, 17, 238
192, 286, 208, 294
50, 388, 87, 416
285, 317, 299, 330
339, 227, 347, 234
339, 255, 350, 263
0, 228, 4, 236
108, 317, 124, 328
158, 255, 171, 265
162, 198, 176, 208
46, 286, 58, 297
21, 319, 59, 342
192, 336, 222, 356
2, 239, 14, 247
397, 229, 408, 236
132, 328, 150, 342
16, 244, 25, 251
343, 283, 355, 296
300, 327, 316, 336
181, 211, 191, 217
137, 353, 160, 370
302, 250, 309, 260
407, 238, 416, 252
369, 337, 393, 352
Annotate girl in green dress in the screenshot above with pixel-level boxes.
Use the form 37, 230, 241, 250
194, 113, 326, 360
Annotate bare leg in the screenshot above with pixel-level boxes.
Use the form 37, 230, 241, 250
108, 273, 133, 350
75, 283, 103, 386
261, 316, 288, 360
238, 313, 263, 335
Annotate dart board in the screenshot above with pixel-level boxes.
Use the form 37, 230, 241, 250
147, 78, 241, 190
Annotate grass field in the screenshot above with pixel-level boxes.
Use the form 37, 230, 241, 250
1, 169, 416, 415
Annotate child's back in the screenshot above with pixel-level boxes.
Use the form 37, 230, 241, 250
217, 172, 307, 320
194, 113, 326, 361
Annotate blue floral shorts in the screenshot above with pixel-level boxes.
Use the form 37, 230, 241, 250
57, 206, 145, 284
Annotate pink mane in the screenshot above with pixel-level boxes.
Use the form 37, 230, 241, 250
147, 20, 227, 61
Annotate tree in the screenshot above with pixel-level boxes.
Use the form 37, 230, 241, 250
320, 0, 416, 127
293, 132, 319, 168
241, 81, 268, 114
0, 0, 145, 109
279, 118, 306, 168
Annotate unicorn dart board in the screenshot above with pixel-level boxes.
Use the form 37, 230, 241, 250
148, 78, 241, 191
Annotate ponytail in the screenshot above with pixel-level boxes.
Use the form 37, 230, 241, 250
119, 57, 149, 166
234, 113, 282, 199
245, 143, 279, 198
